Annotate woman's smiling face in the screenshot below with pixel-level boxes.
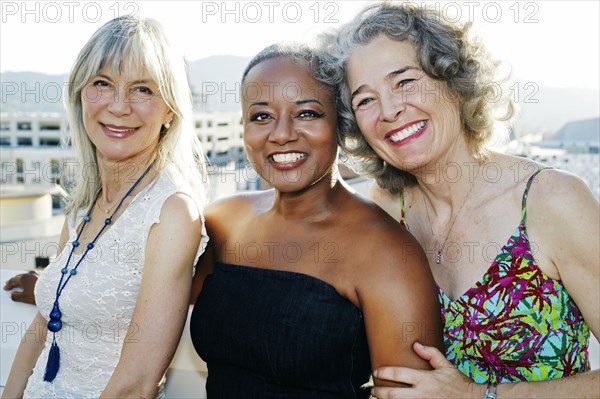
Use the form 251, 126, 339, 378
347, 35, 463, 172
242, 57, 338, 192
81, 63, 173, 164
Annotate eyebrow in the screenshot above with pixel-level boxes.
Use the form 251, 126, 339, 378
93, 74, 154, 85
350, 66, 420, 100
248, 99, 323, 108
296, 99, 323, 106
248, 101, 269, 107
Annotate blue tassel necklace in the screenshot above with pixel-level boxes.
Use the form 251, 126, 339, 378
44, 160, 155, 382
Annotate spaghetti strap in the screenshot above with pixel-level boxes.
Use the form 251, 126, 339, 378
398, 191, 409, 230
521, 168, 551, 224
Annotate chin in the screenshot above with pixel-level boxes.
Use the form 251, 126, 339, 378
271, 178, 312, 193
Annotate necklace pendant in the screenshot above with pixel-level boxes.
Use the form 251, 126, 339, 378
435, 251, 442, 264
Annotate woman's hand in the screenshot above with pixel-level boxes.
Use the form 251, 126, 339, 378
371, 342, 480, 399
3, 270, 40, 305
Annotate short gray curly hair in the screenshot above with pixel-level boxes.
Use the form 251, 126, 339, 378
318, 2, 515, 194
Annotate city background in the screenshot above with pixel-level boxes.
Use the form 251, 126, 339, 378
1, 1, 598, 397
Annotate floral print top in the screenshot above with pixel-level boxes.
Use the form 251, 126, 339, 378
399, 169, 590, 383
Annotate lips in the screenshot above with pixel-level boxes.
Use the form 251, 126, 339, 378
268, 151, 308, 170
101, 123, 139, 139
386, 120, 427, 144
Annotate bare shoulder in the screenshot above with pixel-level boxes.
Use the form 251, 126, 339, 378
368, 182, 402, 221
206, 190, 274, 218
204, 190, 274, 235
486, 152, 596, 218
524, 164, 598, 275
160, 193, 202, 224
345, 193, 425, 274
526, 167, 596, 215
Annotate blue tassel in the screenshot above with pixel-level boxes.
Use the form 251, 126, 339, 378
43, 337, 60, 382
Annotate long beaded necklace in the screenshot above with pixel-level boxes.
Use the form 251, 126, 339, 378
43, 160, 155, 382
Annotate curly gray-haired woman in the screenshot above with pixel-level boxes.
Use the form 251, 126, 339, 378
319, 2, 599, 398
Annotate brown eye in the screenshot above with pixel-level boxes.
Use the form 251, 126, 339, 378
92, 79, 110, 87
250, 112, 271, 122
298, 110, 323, 119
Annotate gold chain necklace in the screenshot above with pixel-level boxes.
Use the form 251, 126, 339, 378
96, 196, 117, 215
423, 169, 479, 264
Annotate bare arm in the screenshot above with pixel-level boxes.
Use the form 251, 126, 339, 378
530, 170, 599, 343
190, 240, 215, 305
189, 196, 250, 305
358, 227, 443, 387
1, 312, 48, 399
1, 221, 69, 398
99, 194, 203, 398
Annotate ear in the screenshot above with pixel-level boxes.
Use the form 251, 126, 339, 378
163, 109, 174, 126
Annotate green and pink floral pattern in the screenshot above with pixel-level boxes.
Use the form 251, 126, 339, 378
400, 169, 590, 383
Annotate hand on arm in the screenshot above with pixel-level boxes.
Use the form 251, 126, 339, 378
100, 194, 203, 398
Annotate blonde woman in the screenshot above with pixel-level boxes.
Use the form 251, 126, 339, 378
2, 16, 208, 399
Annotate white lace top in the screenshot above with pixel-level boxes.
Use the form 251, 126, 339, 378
24, 167, 208, 399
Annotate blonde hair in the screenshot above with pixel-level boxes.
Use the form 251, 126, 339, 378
65, 15, 207, 213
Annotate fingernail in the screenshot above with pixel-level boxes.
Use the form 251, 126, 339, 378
373, 369, 378, 378
415, 342, 424, 349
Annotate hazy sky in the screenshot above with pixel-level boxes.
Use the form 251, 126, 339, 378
1, 0, 598, 89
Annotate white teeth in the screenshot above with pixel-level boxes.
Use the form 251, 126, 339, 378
272, 153, 306, 164
389, 121, 426, 143
106, 126, 135, 133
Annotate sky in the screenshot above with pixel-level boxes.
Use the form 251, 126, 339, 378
0, 0, 599, 90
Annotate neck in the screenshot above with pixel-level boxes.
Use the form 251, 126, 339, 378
271, 167, 348, 222
412, 141, 482, 209
96, 152, 157, 204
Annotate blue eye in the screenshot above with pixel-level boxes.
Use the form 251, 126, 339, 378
353, 97, 374, 111
397, 79, 415, 88
358, 98, 373, 107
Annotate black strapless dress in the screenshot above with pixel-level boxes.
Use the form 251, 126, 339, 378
190, 261, 371, 398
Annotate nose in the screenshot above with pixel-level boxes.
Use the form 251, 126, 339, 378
379, 91, 405, 122
106, 87, 132, 117
268, 115, 298, 145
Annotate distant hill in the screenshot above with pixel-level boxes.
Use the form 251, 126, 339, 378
551, 117, 599, 143
1, 56, 599, 136
1, 71, 68, 113
514, 84, 600, 136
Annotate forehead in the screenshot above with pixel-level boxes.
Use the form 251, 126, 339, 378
94, 62, 154, 83
347, 36, 419, 87
242, 57, 333, 103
